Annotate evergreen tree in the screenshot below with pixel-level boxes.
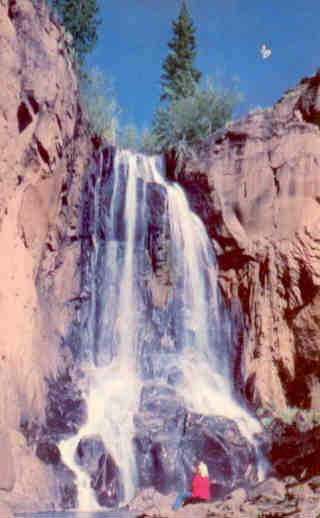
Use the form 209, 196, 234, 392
161, 1, 201, 101
52, 0, 101, 64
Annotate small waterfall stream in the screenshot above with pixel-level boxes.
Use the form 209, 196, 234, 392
60, 150, 262, 511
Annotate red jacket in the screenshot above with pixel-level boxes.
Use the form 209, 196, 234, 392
191, 473, 210, 501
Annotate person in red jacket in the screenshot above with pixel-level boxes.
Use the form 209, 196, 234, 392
172, 461, 211, 510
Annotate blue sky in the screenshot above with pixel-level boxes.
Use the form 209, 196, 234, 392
88, 0, 320, 129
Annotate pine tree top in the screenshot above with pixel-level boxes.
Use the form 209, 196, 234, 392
161, 1, 201, 101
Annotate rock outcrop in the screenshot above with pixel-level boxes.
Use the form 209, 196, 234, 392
75, 434, 124, 507
134, 388, 256, 496
172, 72, 320, 414
129, 476, 320, 518
0, 0, 91, 511
262, 417, 320, 480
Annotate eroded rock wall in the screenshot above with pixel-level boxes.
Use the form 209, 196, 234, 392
173, 73, 320, 415
0, 0, 91, 511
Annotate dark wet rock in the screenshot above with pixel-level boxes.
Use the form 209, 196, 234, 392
92, 453, 124, 508
134, 384, 186, 493
75, 434, 124, 508
75, 435, 106, 476
139, 384, 183, 422
144, 182, 172, 308
36, 441, 61, 465
44, 370, 87, 441
145, 183, 170, 274
179, 413, 257, 490
263, 419, 320, 480
134, 384, 257, 496
211, 481, 232, 500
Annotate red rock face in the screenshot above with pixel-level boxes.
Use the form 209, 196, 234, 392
0, 0, 91, 511
2, 0, 320, 510
174, 73, 320, 415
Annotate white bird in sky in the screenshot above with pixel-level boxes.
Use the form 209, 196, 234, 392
260, 43, 272, 60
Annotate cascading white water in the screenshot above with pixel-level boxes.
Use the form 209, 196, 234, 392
60, 149, 262, 511
147, 158, 261, 442
60, 152, 143, 509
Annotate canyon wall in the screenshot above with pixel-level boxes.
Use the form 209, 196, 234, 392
173, 73, 320, 415
0, 0, 91, 511
2, 0, 320, 511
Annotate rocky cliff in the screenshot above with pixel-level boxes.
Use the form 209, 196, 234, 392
0, 0, 91, 511
171, 73, 320, 415
2, 0, 320, 513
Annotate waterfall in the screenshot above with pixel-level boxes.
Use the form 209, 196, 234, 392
60, 149, 262, 511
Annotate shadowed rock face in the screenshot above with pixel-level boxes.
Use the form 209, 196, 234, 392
170, 72, 320, 414
261, 417, 320, 481
134, 385, 256, 495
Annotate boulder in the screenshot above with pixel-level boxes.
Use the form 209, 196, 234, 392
287, 482, 314, 502
134, 385, 186, 493
128, 478, 320, 518
36, 442, 61, 465
248, 477, 286, 503
129, 488, 176, 517
178, 414, 257, 490
229, 487, 247, 505
129, 488, 219, 518
75, 434, 124, 508
134, 384, 257, 495
75, 435, 106, 476
216, 487, 247, 515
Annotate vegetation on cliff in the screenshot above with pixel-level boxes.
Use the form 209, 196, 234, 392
143, 80, 239, 162
52, 0, 239, 155
141, 2, 240, 161
51, 0, 101, 64
80, 68, 120, 146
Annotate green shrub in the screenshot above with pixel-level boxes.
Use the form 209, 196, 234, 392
143, 79, 241, 163
80, 68, 120, 146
